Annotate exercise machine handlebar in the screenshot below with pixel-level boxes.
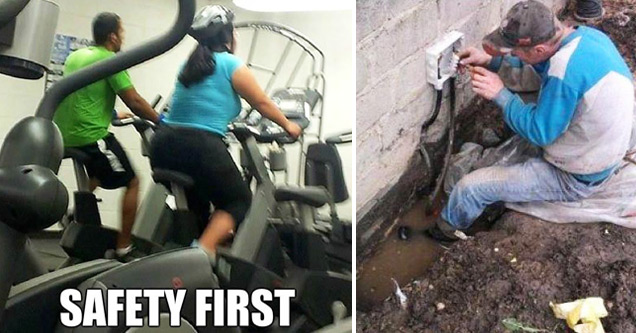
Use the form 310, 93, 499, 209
326, 131, 352, 145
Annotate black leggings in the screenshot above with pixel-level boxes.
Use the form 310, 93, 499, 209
150, 125, 252, 230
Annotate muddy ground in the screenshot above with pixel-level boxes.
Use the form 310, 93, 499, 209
358, 1, 636, 332
358, 212, 636, 332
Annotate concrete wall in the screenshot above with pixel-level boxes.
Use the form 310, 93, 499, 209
356, 0, 567, 254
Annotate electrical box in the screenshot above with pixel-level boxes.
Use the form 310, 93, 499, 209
426, 31, 464, 90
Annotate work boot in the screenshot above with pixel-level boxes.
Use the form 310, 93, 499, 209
425, 217, 465, 243
574, 0, 604, 22
471, 202, 506, 230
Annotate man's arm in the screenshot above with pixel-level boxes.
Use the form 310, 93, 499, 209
231, 65, 301, 138
117, 87, 160, 123
494, 76, 579, 146
471, 67, 579, 147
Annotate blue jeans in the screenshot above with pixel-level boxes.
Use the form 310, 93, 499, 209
442, 158, 602, 229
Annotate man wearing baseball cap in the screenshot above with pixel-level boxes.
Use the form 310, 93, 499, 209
427, 0, 634, 242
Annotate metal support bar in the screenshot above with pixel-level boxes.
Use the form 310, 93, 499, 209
296, 135, 305, 185
247, 29, 259, 65
132, 183, 169, 241
241, 136, 272, 187
309, 73, 327, 139
287, 52, 306, 87
230, 130, 276, 262
300, 204, 315, 232
72, 159, 89, 191
231, 184, 275, 262
264, 39, 294, 94
171, 183, 189, 211
248, 63, 275, 73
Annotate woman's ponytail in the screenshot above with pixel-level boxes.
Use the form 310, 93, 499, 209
178, 45, 216, 88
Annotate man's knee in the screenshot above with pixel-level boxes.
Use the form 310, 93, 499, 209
453, 167, 500, 199
455, 170, 485, 192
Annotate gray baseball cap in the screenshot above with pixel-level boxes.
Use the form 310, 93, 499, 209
483, 0, 557, 50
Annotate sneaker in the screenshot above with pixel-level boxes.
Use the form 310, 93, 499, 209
104, 246, 144, 263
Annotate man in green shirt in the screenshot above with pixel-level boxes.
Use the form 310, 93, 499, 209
54, 12, 159, 260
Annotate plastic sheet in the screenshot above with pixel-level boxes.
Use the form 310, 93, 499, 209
443, 143, 484, 195
444, 131, 636, 228
444, 136, 541, 195
473, 135, 541, 170
464, 133, 636, 228
508, 160, 636, 228
508, 108, 636, 228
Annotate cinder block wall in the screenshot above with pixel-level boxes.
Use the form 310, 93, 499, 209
356, 0, 567, 256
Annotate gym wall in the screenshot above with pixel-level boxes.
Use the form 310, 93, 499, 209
0, 0, 353, 230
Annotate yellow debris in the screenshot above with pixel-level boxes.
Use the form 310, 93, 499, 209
550, 297, 608, 333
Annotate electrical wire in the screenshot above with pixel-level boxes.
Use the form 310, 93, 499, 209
424, 77, 456, 215
422, 87, 444, 130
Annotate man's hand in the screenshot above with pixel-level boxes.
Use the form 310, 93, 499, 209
458, 47, 493, 70
116, 110, 134, 119
471, 66, 504, 100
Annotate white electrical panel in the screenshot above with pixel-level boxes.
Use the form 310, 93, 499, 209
425, 31, 464, 90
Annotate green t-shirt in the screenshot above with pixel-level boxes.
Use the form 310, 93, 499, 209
53, 46, 133, 147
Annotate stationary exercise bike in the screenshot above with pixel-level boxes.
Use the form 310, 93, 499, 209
229, 21, 352, 276
303, 131, 353, 274
230, 110, 353, 276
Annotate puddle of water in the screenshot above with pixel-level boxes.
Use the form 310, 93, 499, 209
357, 199, 443, 309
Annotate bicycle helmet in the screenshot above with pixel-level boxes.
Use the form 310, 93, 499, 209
189, 5, 235, 43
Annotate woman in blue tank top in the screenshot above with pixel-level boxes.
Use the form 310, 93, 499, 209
150, 5, 302, 256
